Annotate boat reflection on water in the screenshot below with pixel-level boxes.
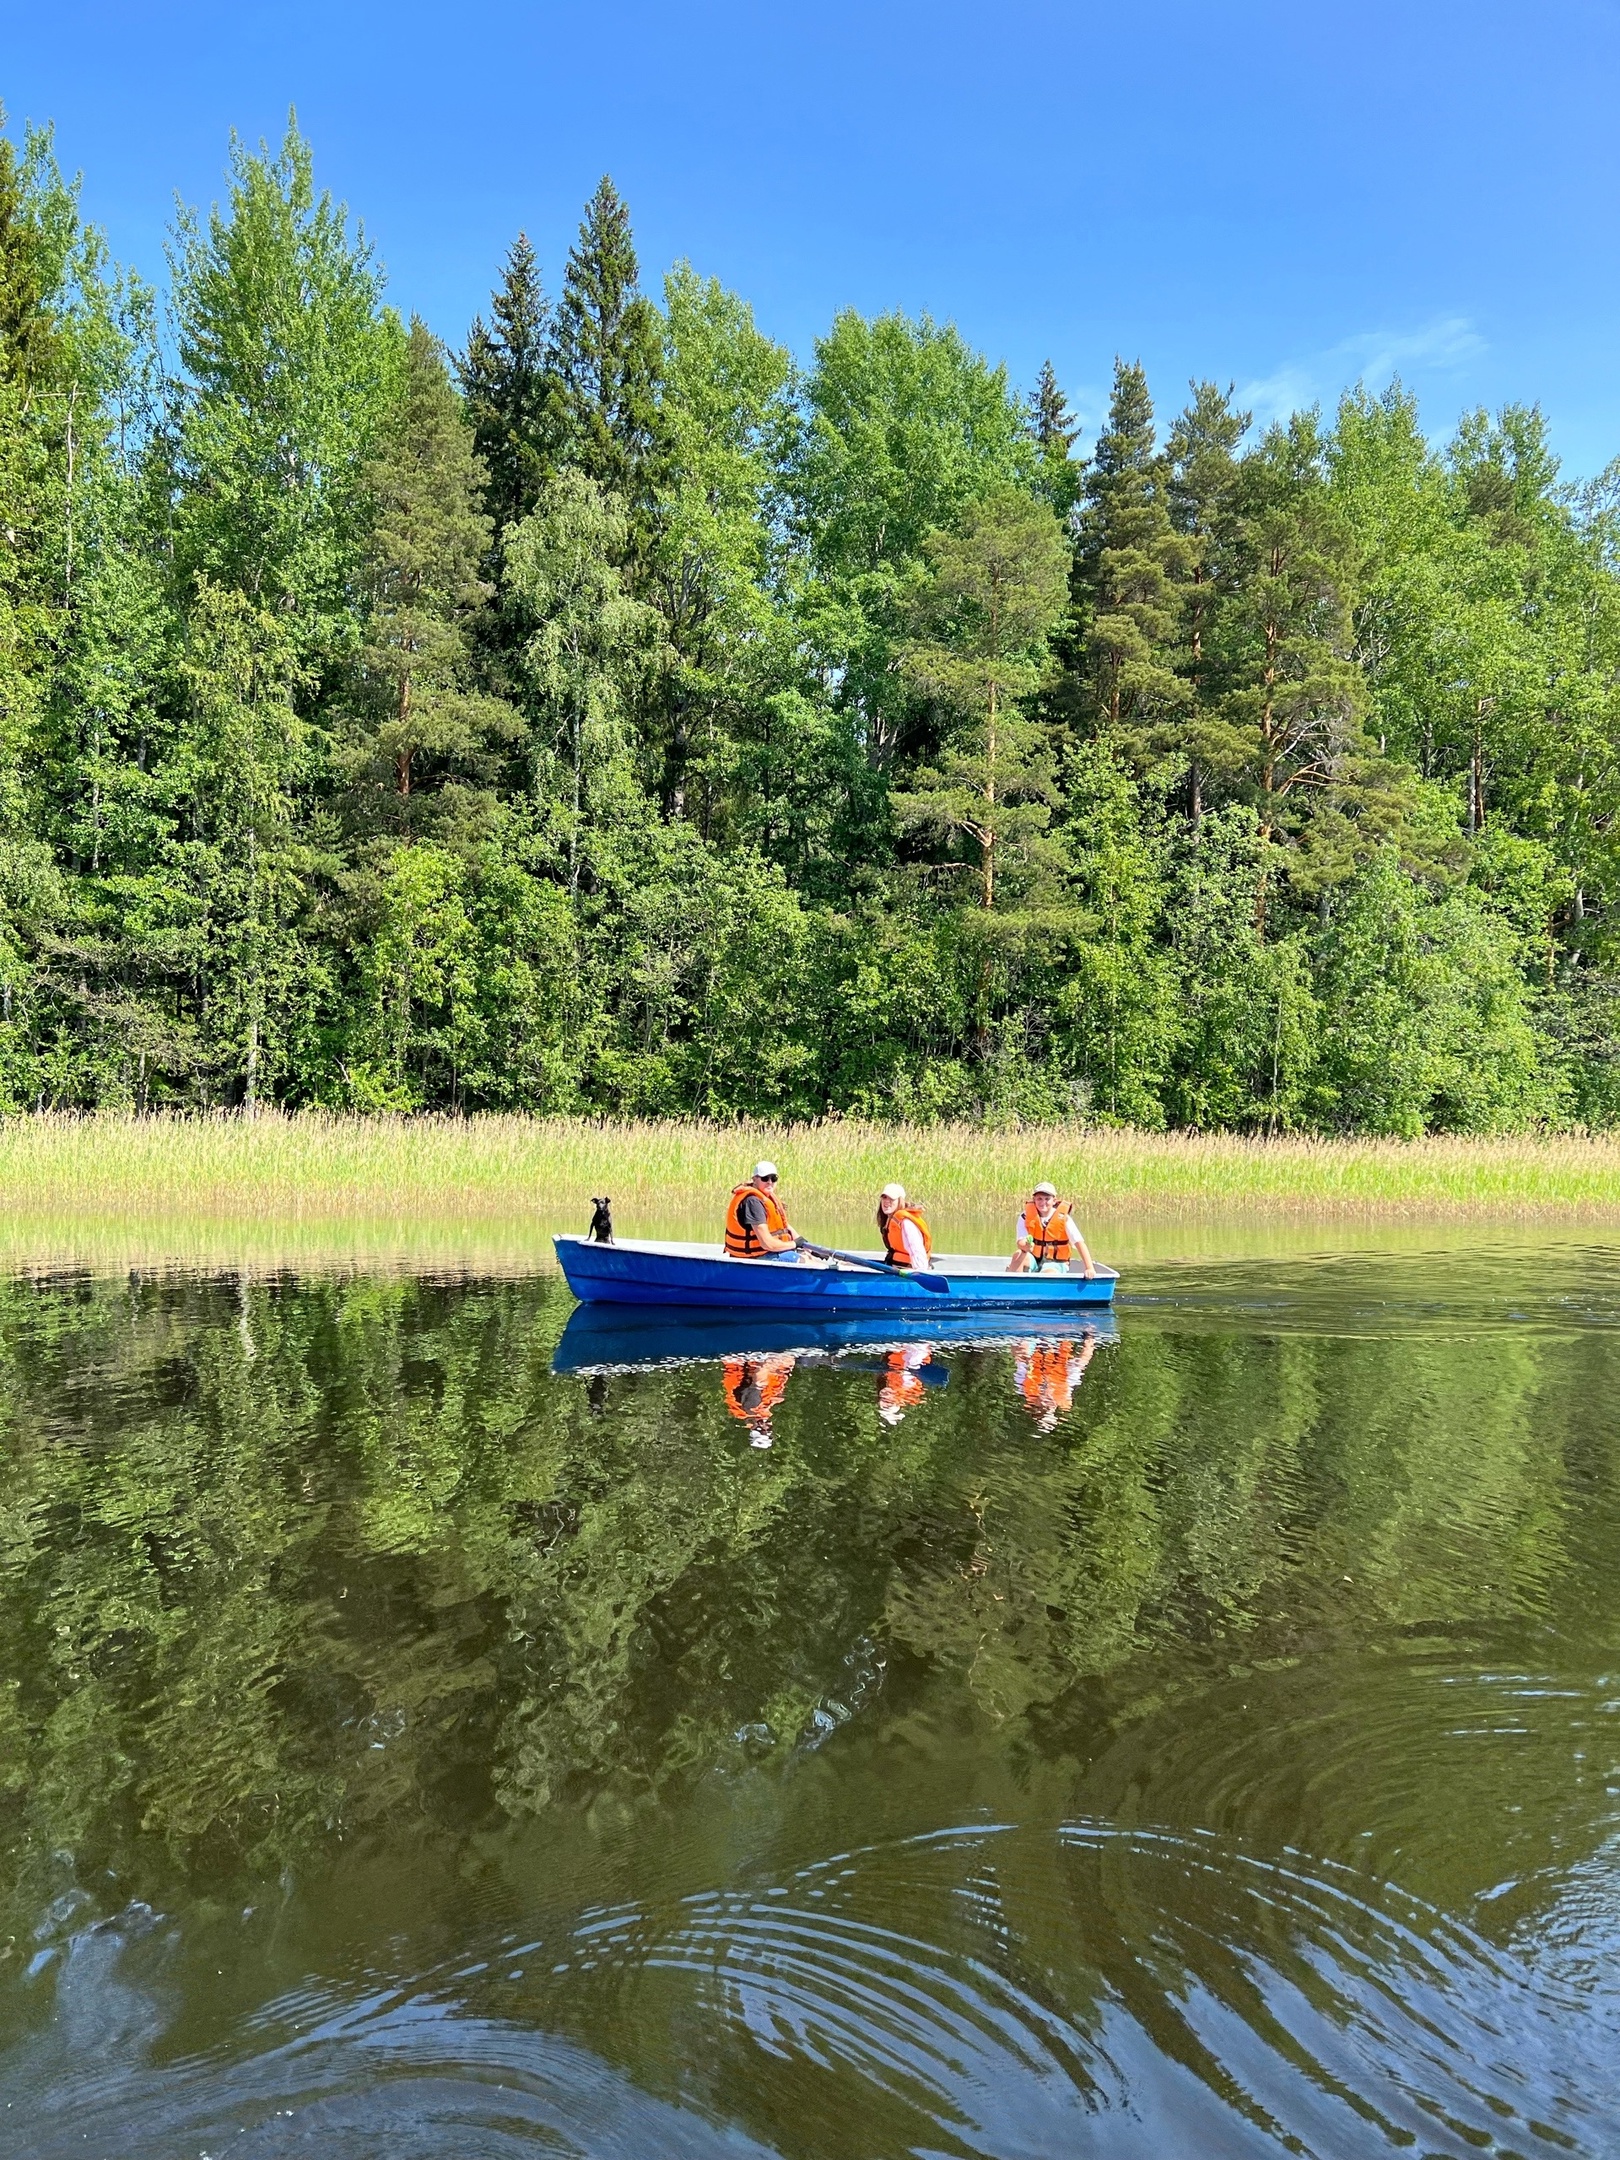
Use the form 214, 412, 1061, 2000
552, 1303, 1119, 1442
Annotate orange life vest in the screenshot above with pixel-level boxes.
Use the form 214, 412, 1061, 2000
880, 1348, 928, 1414
880, 1203, 934, 1267
1020, 1341, 1076, 1417
1022, 1199, 1073, 1266
722, 1356, 790, 1421
725, 1182, 790, 1257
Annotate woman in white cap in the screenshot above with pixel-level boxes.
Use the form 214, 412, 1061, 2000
876, 1183, 934, 1271
724, 1162, 801, 1258
1008, 1181, 1096, 1276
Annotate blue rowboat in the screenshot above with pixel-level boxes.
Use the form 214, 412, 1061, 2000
553, 1235, 1118, 1314
553, 1300, 1120, 1375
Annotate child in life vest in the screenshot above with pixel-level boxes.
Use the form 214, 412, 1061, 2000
875, 1184, 933, 1269
1007, 1182, 1097, 1275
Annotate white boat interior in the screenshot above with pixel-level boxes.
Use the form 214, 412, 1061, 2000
568, 1236, 1116, 1280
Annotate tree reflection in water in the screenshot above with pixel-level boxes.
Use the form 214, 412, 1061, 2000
0, 1258, 1615, 2155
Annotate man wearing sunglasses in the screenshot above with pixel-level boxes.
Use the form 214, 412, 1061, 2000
723, 1161, 803, 1259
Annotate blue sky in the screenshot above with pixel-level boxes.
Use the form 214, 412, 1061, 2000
6, 0, 1620, 473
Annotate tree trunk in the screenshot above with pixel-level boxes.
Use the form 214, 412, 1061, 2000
1470, 706, 1485, 833
396, 676, 414, 798
983, 677, 997, 909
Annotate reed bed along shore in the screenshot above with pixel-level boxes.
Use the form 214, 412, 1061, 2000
3, 1113, 1620, 1235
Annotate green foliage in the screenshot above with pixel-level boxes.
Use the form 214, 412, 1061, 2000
504, 469, 662, 887
459, 231, 553, 545
1, 107, 1618, 1129
1072, 359, 1190, 743
547, 176, 663, 546
1028, 356, 1081, 516
793, 310, 1034, 765
648, 264, 797, 825
166, 116, 400, 674
1311, 851, 1559, 1134
346, 316, 517, 827
1164, 809, 1320, 1130
896, 484, 1071, 906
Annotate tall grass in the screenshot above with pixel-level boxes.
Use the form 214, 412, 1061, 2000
2, 1112, 1619, 1272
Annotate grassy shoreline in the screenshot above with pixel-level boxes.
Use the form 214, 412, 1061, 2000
3, 1113, 1620, 1233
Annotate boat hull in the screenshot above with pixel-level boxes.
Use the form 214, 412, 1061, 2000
553, 1235, 1117, 1313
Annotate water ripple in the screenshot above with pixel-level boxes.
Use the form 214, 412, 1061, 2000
12, 1813, 1607, 2158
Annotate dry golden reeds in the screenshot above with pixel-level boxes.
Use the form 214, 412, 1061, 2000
0, 1110, 1617, 1278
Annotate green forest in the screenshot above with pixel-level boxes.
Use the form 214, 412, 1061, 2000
5, 112, 1620, 1132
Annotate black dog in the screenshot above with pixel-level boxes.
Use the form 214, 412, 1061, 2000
588, 1196, 615, 1245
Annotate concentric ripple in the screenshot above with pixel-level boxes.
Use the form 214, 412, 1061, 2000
13, 1813, 1614, 2159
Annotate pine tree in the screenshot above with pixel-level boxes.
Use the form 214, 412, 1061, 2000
895, 485, 1071, 908
459, 232, 552, 544
547, 177, 662, 535
348, 318, 519, 826
1071, 360, 1190, 747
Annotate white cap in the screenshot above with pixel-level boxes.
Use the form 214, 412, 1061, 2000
753, 1160, 779, 1181
1032, 1180, 1057, 1196
880, 1182, 906, 1201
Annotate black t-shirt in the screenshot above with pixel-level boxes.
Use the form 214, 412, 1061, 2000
738, 1192, 769, 1230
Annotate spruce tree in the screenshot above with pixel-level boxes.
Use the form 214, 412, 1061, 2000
548, 177, 662, 535
1166, 380, 1251, 830
348, 317, 518, 826
459, 232, 552, 544
504, 470, 662, 890
1071, 359, 1190, 746
1029, 358, 1080, 515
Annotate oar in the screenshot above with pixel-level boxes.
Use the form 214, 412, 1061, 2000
797, 1241, 952, 1295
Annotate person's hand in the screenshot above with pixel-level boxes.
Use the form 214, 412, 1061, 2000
793, 1235, 809, 1250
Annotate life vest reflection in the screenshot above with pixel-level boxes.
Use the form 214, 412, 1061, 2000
721, 1353, 795, 1447
877, 1345, 935, 1424
1014, 1327, 1099, 1431
718, 1331, 1099, 1444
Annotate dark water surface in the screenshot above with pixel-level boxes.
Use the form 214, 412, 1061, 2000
1, 1247, 1617, 2157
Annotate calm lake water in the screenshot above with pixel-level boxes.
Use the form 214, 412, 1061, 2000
1, 1240, 1618, 2157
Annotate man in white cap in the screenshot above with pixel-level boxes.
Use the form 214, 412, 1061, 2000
1008, 1181, 1097, 1276
723, 1161, 801, 1259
